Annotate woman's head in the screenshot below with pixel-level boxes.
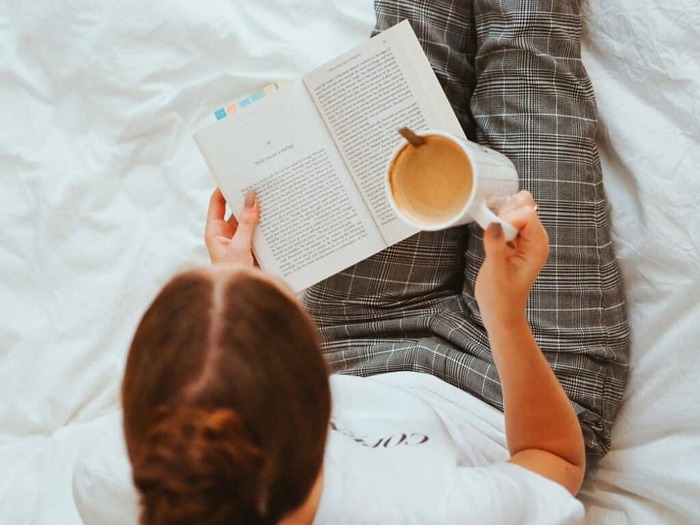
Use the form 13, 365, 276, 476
122, 266, 331, 525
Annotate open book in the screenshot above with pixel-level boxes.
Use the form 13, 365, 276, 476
194, 20, 465, 292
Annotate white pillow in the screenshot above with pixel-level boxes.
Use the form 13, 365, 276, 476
72, 410, 139, 525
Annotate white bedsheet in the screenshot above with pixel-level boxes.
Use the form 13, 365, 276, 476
1, 1, 698, 523
579, 1, 700, 523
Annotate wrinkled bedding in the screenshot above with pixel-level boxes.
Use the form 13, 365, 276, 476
0, 0, 698, 523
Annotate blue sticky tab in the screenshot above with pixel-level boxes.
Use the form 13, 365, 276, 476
238, 97, 252, 108
250, 91, 264, 102
214, 108, 227, 120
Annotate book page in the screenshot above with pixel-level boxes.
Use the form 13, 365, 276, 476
194, 80, 384, 292
304, 20, 466, 245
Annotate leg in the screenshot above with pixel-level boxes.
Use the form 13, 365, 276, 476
304, 1, 496, 396
372, 0, 479, 140
460, 0, 630, 462
304, 1, 479, 350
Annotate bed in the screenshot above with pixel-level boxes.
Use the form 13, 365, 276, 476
0, 1, 698, 523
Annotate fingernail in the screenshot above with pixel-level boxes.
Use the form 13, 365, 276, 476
244, 190, 256, 208
487, 223, 503, 239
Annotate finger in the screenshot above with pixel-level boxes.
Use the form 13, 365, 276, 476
499, 190, 535, 217
483, 223, 507, 267
226, 213, 239, 230
207, 188, 227, 225
228, 191, 259, 254
502, 206, 546, 246
500, 205, 537, 231
498, 192, 539, 232
503, 207, 550, 265
513, 190, 534, 207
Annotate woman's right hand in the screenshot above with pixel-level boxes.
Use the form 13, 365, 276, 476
475, 191, 549, 326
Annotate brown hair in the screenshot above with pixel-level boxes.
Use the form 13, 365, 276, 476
122, 268, 331, 525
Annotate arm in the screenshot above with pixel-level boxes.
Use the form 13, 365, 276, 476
475, 191, 586, 495
205, 188, 259, 266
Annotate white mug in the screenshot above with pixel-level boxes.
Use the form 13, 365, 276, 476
386, 130, 519, 241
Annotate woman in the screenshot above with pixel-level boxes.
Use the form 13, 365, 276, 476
121, 188, 585, 524
123, 0, 629, 520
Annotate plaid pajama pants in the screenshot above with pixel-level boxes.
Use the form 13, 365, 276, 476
303, 0, 630, 462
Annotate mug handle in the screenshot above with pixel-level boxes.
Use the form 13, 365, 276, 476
471, 200, 519, 242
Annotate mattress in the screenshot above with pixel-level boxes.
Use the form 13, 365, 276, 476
1, 0, 698, 523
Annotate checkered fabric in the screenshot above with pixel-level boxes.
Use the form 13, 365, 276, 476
303, 0, 630, 462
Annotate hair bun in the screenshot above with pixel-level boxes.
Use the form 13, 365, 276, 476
133, 406, 268, 525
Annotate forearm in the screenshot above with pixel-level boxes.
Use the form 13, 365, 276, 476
484, 314, 585, 470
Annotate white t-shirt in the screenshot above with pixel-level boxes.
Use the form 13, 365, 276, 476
315, 372, 584, 525
72, 372, 583, 524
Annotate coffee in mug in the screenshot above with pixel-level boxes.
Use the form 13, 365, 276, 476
386, 130, 519, 240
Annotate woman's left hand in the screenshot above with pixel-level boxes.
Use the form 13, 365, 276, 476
205, 188, 259, 266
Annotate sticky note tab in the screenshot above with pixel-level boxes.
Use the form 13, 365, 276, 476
212, 81, 290, 122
